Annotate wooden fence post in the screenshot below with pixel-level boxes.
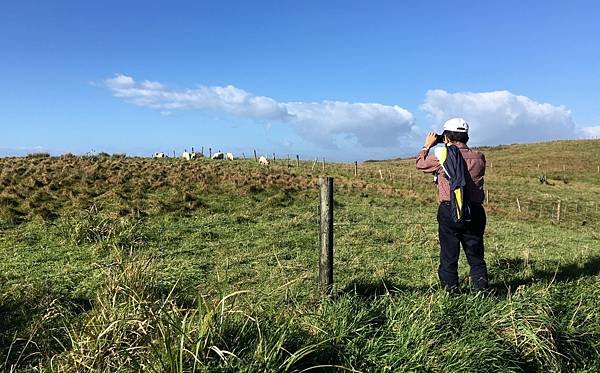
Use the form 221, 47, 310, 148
296, 155, 300, 167
486, 190, 490, 204
201, 146, 204, 157
556, 200, 561, 222
516, 198, 521, 213
311, 157, 318, 171
254, 149, 257, 161
322, 158, 325, 172
379, 169, 384, 180
209, 148, 212, 158
354, 161, 358, 177
319, 177, 334, 295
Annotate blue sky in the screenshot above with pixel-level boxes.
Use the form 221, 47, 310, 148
1, 0, 599, 160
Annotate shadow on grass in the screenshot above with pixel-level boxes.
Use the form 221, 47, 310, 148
0, 294, 92, 369
342, 256, 600, 298
491, 255, 600, 294
339, 278, 434, 298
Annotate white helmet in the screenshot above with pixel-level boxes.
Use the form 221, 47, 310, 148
443, 117, 469, 133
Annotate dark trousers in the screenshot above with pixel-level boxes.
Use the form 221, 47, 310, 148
437, 202, 488, 290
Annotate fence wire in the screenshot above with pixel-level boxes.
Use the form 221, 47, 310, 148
3, 184, 598, 288
5, 208, 320, 286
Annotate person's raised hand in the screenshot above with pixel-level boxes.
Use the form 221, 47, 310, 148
424, 132, 438, 149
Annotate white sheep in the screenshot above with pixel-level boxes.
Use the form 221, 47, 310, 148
225, 152, 234, 161
189, 147, 201, 159
259, 156, 270, 165
211, 152, 225, 160
181, 151, 193, 160
153, 152, 167, 158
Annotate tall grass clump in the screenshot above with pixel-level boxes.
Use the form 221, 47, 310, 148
51, 258, 162, 372
0, 190, 24, 226
487, 287, 560, 370
549, 283, 600, 371
58, 205, 146, 250
486, 284, 600, 371
47, 258, 318, 372
294, 292, 520, 372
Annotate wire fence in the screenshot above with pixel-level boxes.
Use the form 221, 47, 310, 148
328, 189, 599, 222
3, 175, 599, 291
5, 207, 320, 287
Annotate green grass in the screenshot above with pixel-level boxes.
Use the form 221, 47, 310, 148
1, 140, 599, 371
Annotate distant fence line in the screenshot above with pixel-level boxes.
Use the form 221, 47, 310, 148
15, 147, 600, 175
150, 148, 600, 172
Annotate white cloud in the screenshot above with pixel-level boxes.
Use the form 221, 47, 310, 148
577, 125, 600, 139
0, 145, 46, 157
420, 89, 582, 145
0, 145, 44, 151
103, 74, 415, 148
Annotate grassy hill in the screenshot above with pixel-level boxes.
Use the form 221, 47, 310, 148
1, 140, 599, 371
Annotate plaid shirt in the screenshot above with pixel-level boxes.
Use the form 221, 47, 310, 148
415, 143, 486, 204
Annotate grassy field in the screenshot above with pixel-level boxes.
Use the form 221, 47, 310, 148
1, 140, 599, 372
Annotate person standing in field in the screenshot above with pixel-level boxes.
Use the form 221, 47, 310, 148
415, 118, 489, 292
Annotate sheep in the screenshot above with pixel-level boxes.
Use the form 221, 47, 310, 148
225, 152, 234, 161
211, 152, 225, 160
153, 152, 167, 158
189, 147, 201, 159
181, 148, 201, 160
259, 156, 270, 165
